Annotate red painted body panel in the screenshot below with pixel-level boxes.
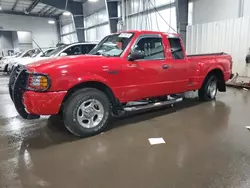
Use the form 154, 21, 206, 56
24, 30, 232, 115
23, 91, 67, 115
186, 54, 232, 90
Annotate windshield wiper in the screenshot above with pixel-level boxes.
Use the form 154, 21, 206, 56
102, 53, 112, 57
93, 52, 112, 57
91, 51, 117, 57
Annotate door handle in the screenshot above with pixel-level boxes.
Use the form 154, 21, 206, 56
162, 64, 170, 69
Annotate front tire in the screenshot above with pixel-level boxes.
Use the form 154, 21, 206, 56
198, 74, 218, 101
3, 65, 8, 73
63, 88, 111, 137
7, 66, 12, 75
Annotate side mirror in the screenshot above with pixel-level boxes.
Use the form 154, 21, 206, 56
60, 52, 68, 56
128, 50, 144, 61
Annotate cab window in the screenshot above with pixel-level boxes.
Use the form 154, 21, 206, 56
168, 38, 185, 60
133, 37, 165, 60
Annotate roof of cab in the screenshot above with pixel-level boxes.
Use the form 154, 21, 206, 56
119, 30, 180, 37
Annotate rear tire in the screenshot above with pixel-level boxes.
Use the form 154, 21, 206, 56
198, 74, 218, 101
63, 88, 111, 137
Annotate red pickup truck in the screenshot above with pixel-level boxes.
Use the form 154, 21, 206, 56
9, 30, 233, 137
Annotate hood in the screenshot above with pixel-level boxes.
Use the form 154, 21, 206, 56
26, 55, 107, 72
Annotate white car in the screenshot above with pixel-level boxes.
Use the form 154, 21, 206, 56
0, 53, 22, 72
7, 48, 55, 73
10, 42, 97, 72
0, 49, 37, 73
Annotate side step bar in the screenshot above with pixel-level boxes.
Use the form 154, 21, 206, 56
123, 97, 183, 112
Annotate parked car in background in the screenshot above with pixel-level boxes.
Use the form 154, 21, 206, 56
32, 48, 55, 58
9, 30, 233, 137
0, 49, 38, 73
9, 42, 97, 73
42, 42, 97, 58
0, 52, 22, 71
7, 48, 55, 73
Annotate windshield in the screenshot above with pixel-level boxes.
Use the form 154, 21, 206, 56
31, 49, 41, 57
34, 49, 54, 57
15, 52, 22, 57
21, 50, 36, 58
45, 45, 68, 57
89, 33, 134, 57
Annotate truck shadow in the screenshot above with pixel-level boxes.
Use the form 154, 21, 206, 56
18, 98, 203, 150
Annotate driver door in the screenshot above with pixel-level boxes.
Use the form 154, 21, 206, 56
123, 35, 168, 101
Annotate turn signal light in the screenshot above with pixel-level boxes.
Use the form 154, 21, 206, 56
27, 74, 50, 91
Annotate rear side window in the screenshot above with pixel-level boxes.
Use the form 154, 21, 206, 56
134, 37, 165, 60
81, 44, 96, 54
46, 49, 54, 54
64, 45, 82, 55
42, 49, 54, 57
23, 50, 34, 57
168, 38, 184, 60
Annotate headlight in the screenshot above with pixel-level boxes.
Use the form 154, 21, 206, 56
27, 74, 50, 91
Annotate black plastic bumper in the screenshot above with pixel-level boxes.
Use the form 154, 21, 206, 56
9, 65, 40, 120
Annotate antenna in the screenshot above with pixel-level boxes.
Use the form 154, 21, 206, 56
148, 0, 178, 33
32, 39, 45, 56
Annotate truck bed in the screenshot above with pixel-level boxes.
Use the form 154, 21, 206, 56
187, 52, 227, 57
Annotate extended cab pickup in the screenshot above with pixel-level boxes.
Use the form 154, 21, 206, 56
9, 30, 233, 137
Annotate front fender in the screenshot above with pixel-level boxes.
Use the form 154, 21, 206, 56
75, 73, 109, 86
48, 71, 111, 92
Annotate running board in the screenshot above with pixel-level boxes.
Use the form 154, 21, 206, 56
123, 97, 183, 112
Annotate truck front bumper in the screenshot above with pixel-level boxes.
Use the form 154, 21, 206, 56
9, 65, 67, 119
23, 91, 67, 115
